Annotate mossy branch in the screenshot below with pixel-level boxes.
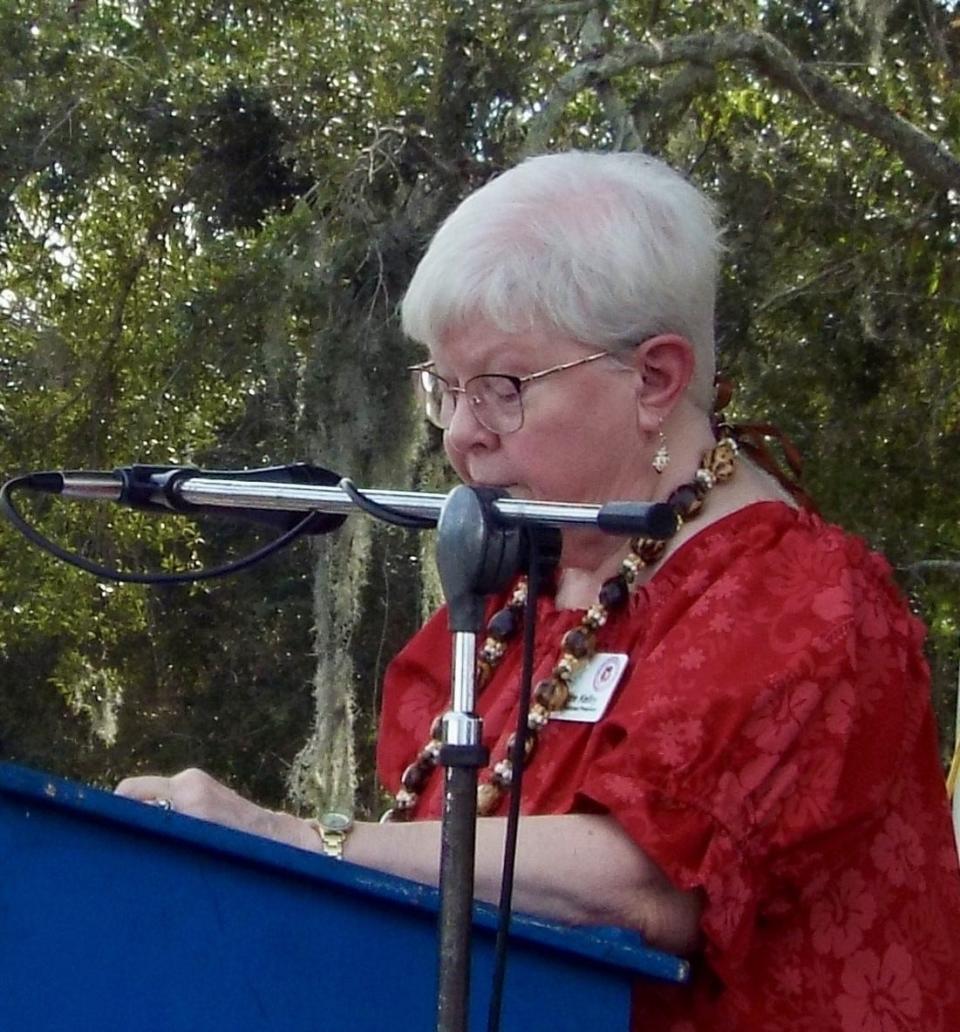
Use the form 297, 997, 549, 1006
522, 27, 960, 192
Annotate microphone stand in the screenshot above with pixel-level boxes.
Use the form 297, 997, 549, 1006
14, 466, 678, 1032
433, 485, 529, 1032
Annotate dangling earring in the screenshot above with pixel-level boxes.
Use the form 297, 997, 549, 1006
652, 426, 670, 474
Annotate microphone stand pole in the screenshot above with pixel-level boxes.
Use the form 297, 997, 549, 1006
433, 486, 526, 1032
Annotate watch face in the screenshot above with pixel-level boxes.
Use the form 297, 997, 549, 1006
320, 812, 352, 832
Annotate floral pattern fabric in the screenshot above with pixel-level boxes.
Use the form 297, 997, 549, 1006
377, 502, 960, 1030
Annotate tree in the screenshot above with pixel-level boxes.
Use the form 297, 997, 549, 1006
1, 0, 957, 816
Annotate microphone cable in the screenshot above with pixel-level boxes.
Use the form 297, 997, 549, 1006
0, 472, 320, 584
337, 477, 435, 530
486, 525, 547, 1032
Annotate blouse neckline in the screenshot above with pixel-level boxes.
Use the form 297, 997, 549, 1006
541, 499, 809, 618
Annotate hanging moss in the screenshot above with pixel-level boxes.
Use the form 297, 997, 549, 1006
283, 170, 454, 816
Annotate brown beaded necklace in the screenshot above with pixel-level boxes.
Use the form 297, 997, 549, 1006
382, 436, 739, 823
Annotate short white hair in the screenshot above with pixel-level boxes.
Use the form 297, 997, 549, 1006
401, 150, 722, 409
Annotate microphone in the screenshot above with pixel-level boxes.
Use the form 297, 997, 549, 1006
12, 466, 679, 539
25, 463, 348, 535
3, 464, 680, 585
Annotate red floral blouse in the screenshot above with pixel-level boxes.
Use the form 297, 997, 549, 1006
377, 502, 960, 1030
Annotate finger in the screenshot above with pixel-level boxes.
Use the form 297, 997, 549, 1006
114, 775, 173, 802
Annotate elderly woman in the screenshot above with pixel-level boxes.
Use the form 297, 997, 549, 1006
118, 152, 960, 1030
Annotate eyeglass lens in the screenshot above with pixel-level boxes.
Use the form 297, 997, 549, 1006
416, 371, 523, 434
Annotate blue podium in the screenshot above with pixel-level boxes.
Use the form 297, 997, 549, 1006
0, 762, 688, 1030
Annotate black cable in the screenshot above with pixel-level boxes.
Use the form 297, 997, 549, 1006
486, 528, 544, 1032
0, 474, 318, 584
337, 477, 436, 530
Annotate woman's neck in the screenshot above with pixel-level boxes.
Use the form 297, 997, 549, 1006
555, 544, 632, 610
553, 423, 795, 610
553, 411, 712, 608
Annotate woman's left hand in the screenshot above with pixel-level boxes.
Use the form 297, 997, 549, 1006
115, 768, 313, 850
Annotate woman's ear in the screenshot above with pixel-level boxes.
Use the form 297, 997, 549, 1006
630, 335, 695, 430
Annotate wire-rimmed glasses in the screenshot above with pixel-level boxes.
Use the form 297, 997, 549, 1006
410, 351, 612, 435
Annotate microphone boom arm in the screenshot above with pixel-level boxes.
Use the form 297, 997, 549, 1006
56, 466, 679, 538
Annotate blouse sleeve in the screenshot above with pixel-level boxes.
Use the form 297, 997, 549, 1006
576, 512, 930, 981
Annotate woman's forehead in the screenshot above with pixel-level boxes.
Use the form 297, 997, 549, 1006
431, 317, 585, 372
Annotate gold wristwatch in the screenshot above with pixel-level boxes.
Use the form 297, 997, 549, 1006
311, 811, 354, 860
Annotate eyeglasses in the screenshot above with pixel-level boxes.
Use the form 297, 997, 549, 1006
409, 351, 612, 435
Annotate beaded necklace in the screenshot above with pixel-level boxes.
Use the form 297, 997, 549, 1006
382, 436, 739, 823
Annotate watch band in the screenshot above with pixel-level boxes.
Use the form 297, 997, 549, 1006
310, 812, 353, 860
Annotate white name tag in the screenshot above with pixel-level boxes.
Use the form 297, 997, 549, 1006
550, 652, 629, 723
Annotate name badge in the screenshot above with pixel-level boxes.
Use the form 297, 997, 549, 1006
550, 653, 629, 723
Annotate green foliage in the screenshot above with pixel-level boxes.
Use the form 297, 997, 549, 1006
1, 0, 958, 808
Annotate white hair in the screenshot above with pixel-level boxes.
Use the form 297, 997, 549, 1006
401, 150, 722, 409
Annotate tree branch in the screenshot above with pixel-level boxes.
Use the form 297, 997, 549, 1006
751, 258, 859, 317
519, 0, 603, 17
900, 560, 960, 576
631, 62, 717, 143
914, 0, 958, 82
522, 28, 960, 192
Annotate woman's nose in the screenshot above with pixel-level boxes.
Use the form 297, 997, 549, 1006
443, 393, 498, 456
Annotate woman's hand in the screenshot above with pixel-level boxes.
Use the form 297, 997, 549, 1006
114, 768, 314, 851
